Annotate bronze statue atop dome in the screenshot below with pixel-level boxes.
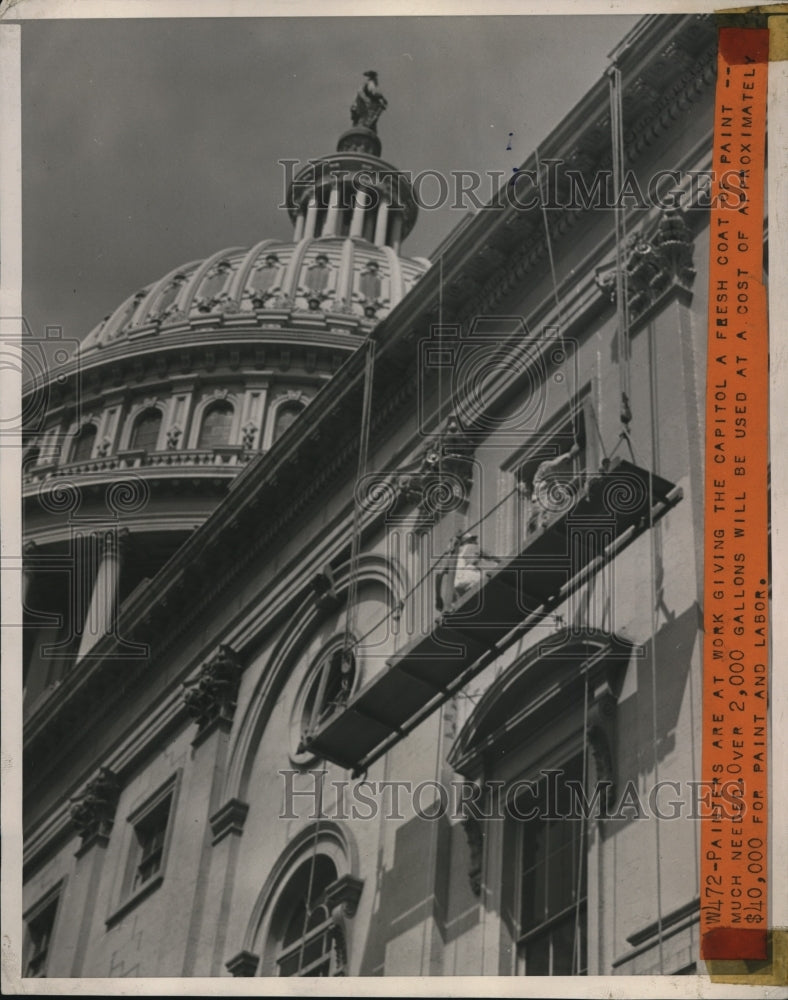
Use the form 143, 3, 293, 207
350, 70, 388, 132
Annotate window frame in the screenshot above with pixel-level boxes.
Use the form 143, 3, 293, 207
129, 407, 164, 453
106, 771, 180, 927
511, 395, 593, 545
447, 630, 630, 976
268, 856, 346, 978
290, 638, 358, 766
275, 907, 345, 979
69, 423, 98, 464
196, 399, 235, 450
512, 753, 589, 976
272, 400, 307, 443
23, 880, 64, 979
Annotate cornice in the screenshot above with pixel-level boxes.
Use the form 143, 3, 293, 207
422, 15, 716, 318
22, 328, 360, 410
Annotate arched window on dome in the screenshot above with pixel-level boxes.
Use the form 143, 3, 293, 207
130, 408, 162, 452
197, 400, 234, 449
70, 424, 97, 463
273, 401, 306, 443
273, 856, 345, 977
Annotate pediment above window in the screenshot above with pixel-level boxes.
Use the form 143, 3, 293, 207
447, 629, 632, 779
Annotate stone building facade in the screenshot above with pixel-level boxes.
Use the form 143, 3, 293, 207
21, 13, 727, 979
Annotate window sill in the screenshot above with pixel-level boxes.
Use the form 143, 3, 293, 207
105, 873, 164, 928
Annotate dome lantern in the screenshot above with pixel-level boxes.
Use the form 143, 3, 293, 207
287, 72, 418, 251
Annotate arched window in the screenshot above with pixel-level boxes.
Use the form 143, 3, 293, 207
197, 400, 234, 449
447, 631, 632, 978
130, 408, 162, 452
226, 822, 363, 979
303, 648, 354, 741
70, 424, 97, 463
290, 639, 356, 764
273, 401, 306, 443
274, 856, 344, 977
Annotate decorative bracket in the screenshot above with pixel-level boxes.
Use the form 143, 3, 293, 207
182, 644, 242, 741
461, 813, 484, 897
69, 766, 120, 851
209, 798, 250, 846
586, 678, 618, 806
225, 949, 259, 977
323, 873, 364, 921
394, 412, 475, 530
595, 205, 696, 320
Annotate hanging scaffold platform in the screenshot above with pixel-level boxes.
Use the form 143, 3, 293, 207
301, 456, 682, 776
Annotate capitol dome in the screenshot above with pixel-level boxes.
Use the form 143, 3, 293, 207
21, 74, 429, 681
79, 235, 428, 357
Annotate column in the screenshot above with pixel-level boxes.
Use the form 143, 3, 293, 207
293, 208, 305, 241
350, 191, 369, 238
389, 211, 403, 254
303, 198, 318, 239
76, 528, 128, 659
374, 198, 390, 246
323, 184, 342, 237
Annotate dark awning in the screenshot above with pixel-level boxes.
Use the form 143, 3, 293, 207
301, 458, 682, 775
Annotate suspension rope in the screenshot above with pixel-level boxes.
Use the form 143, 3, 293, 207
647, 462, 665, 973
608, 66, 632, 431
438, 253, 444, 480
344, 336, 376, 660
646, 326, 665, 973
296, 769, 325, 976
534, 147, 580, 451
587, 400, 610, 466
619, 341, 666, 973
572, 668, 590, 974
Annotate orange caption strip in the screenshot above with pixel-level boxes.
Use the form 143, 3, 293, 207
701, 27, 769, 962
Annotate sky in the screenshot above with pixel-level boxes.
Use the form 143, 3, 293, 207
20, 14, 641, 344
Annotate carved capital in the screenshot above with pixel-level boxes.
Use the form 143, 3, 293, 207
69, 766, 120, 848
182, 644, 242, 738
